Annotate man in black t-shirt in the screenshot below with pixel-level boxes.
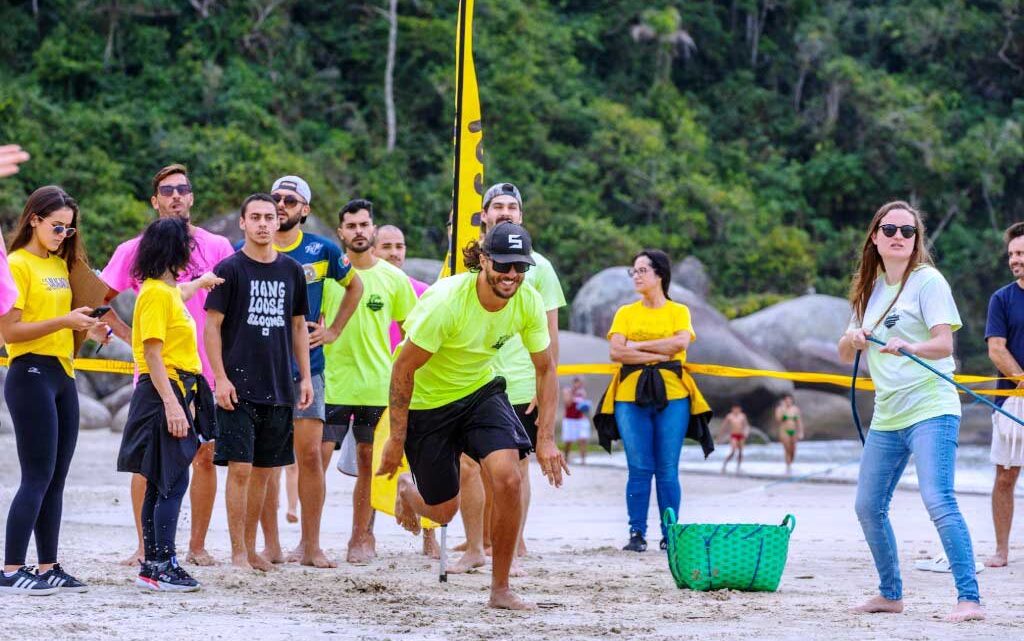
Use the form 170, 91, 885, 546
204, 193, 312, 571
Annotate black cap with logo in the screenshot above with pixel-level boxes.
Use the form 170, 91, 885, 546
481, 221, 536, 265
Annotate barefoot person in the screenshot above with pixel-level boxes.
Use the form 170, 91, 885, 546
1, 186, 108, 595
606, 250, 707, 552
562, 378, 591, 465
372, 223, 438, 558
322, 200, 416, 563
101, 164, 234, 567
450, 183, 565, 575
377, 222, 568, 610
982, 221, 1024, 568
720, 404, 750, 474
775, 394, 803, 474
204, 193, 313, 571
116, 217, 222, 592
257, 176, 361, 569
838, 201, 984, 622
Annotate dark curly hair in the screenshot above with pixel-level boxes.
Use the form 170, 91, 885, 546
131, 217, 193, 282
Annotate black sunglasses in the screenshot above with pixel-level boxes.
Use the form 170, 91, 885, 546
490, 260, 530, 274
157, 184, 192, 197
878, 224, 917, 239
272, 193, 306, 207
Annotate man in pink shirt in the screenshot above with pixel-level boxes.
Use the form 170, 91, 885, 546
101, 164, 235, 567
371, 223, 439, 557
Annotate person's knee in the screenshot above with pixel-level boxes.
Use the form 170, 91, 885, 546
460, 455, 481, 479
854, 492, 880, 522
429, 498, 460, 524
920, 487, 959, 523
194, 444, 215, 469
489, 467, 523, 500
994, 468, 1020, 493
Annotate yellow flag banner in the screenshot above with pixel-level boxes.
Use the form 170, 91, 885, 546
443, 0, 484, 277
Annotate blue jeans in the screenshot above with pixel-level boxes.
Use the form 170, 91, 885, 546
854, 414, 980, 602
614, 399, 690, 538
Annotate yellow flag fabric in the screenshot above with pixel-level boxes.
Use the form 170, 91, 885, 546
442, 0, 484, 277
370, 409, 439, 530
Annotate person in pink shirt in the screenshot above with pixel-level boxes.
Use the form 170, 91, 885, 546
371, 224, 438, 557
0, 144, 31, 320
101, 164, 234, 568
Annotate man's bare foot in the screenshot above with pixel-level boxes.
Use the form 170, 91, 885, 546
248, 552, 279, 572
230, 552, 252, 570
850, 596, 904, 614
285, 511, 298, 524
395, 475, 422, 535
346, 540, 374, 565
517, 540, 528, 557
186, 549, 218, 566
285, 543, 304, 564
984, 552, 1008, 568
422, 530, 441, 559
448, 550, 487, 574
488, 588, 536, 610
301, 548, 338, 569
946, 601, 985, 622
261, 545, 286, 564
509, 558, 528, 578
120, 548, 144, 566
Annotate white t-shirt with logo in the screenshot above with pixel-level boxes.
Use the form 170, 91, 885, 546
849, 264, 962, 431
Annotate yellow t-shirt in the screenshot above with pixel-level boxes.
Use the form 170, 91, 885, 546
132, 278, 201, 382
7, 249, 75, 378
607, 300, 696, 402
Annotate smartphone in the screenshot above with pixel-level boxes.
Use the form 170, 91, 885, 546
88, 305, 111, 318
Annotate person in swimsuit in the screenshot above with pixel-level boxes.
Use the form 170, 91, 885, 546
720, 404, 750, 474
775, 394, 803, 474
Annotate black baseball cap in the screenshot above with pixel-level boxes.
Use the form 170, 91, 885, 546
481, 221, 536, 265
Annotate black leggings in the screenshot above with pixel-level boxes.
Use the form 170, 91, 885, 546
4, 355, 79, 566
142, 470, 189, 563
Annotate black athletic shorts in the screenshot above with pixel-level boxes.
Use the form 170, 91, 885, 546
513, 403, 539, 451
405, 377, 531, 506
213, 400, 294, 468
323, 404, 385, 449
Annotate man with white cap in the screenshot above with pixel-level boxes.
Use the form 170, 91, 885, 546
258, 175, 363, 568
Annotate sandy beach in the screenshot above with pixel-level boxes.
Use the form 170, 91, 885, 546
1, 430, 1021, 641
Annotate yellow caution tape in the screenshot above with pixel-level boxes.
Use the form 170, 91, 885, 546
0, 357, 1018, 397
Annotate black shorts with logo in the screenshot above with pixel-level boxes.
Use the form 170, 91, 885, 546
405, 377, 531, 506
323, 404, 385, 449
213, 400, 294, 468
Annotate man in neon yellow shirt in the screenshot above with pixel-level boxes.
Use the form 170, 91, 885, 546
451, 183, 565, 575
377, 222, 568, 610
322, 199, 417, 564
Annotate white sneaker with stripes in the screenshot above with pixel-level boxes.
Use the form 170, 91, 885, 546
0, 566, 59, 596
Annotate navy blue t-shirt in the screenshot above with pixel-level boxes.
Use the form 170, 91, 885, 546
985, 281, 1024, 407
235, 231, 353, 377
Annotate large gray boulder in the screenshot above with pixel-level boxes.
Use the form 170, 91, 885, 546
730, 295, 856, 377
570, 267, 793, 415
111, 404, 131, 434
82, 337, 133, 397
556, 331, 613, 426
0, 406, 12, 435
202, 212, 337, 246
102, 386, 135, 414
403, 258, 443, 285
79, 394, 113, 430
109, 288, 137, 329
75, 373, 98, 399
672, 256, 710, 298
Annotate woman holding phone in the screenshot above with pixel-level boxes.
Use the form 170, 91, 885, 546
0, 185, 108, 596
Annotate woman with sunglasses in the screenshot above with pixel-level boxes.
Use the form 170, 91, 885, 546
606, 250, 703, 552
0, 185, 107, 595
838, 201, 984, 622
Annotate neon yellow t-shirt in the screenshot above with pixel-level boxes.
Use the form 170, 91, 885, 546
607, 300, 696, 402
322, 259, 417, 406
132, 279, 201, 383
404, 271, 549, 410
7, 249, 75, 378
491, 252, 566, 405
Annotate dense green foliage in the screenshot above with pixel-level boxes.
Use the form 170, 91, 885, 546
2, 1, 1023, 369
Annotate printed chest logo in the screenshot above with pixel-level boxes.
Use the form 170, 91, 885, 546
247, 279, 287, 337
365, 294, 384, 312
304, 242, 323, 256
302, 264, 317, 284
884, 310, 900, 329
42, 277, 70, 291
491, 333, 512, 350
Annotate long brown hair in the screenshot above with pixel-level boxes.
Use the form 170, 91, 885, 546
7, 185, 85, 269
848, 200, 933, 326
